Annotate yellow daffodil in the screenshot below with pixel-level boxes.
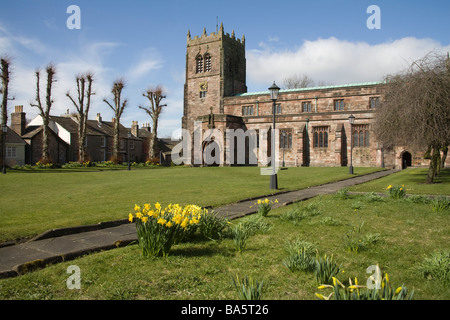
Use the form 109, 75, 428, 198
142, 216, 148, 223
315, 293, 326, 300
166, 221, 173, 228
395, 287, 402, 295
128, 213, 133, 222
134, 204, 141, 211
155, 202, 161, 210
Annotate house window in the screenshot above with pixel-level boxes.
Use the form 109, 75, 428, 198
302, 101, 312, 113
200, 91, 207, 98
242, 106, 254, 116
334, 99, 344, 111
130, 140, 135, 150
369, 97, 380, 109
352, 124, 370, 147
196, 55, 203, 73
6, 146, 16, 158
313, 126, 329, 148
101, 136, 106, 147
280, 129, 293, 149
204, 54, 211, 72
272, 104, 282, 114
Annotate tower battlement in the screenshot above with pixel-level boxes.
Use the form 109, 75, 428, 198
187, 23, 245, 46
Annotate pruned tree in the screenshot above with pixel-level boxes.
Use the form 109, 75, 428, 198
66, 72, 94, 163
103, 78, 127, 163
30, 63, 56, 163
1, 55, 12, 170
139, 86, 167, 159
374, 52, 450, 183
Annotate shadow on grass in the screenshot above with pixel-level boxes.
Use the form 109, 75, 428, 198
171, 243, 235, 258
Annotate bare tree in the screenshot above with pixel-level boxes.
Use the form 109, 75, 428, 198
30, 63, 56, 163
66, 72, 94, 163
282, 74, 315, 89
1, 56, 12, 170
374, 52, 450, 183
103, 78, 127, 163
139, 86, 167, 159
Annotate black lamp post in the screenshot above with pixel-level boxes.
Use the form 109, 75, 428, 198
2, 126, 7, 174
269, 82, 280, 189
348, 115, 355, 174
127, 131, 131, 171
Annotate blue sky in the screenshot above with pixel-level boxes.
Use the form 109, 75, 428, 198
1, 0, 449, 137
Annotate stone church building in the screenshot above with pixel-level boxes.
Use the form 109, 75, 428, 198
181, 24, 443, 169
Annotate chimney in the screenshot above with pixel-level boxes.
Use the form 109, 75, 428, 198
131, 121, 139, 137
96, 113, 102, 122
11, 105, 26, 136
143, 123, 151, 132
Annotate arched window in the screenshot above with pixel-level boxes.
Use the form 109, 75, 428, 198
196, 55, 203, 73
204, 54, 211, 72
352, 124, 370, 147
313, 126, 329, 148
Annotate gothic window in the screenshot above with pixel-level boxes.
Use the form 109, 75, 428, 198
302, 101, 312, 112
369, 97, 380, 109
280, 129, 293, 149
352, 124, 370, 147
196, 55, 203, 73
334, 99, 344, 111
313, 126, 329, 148
204, 54, 212, 72
242, 105, 254, 116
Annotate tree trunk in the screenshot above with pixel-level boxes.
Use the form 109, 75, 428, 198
113, 119, 120, 162
78, 114, 86, 162
149, 118, 158, 159
441, 146, 448, 169
426, 146, 440, 184
42, 116, 50, 162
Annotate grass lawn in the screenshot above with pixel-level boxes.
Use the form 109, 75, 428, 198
0, 192, 448, 300
0, 166, 382, 242
349, 168, 450, 196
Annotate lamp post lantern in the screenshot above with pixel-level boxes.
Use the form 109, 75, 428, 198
348, 115, 355, 175
269, 82, 280, 189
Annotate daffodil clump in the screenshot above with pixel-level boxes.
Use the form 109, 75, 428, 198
315, 273, 414, 300
129, 202, 205, 257
251, 198, 278, 217
386, 184, 406, 199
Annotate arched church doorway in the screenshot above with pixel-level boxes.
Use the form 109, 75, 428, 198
401, 151, 412, 169
202, 138, 220, 166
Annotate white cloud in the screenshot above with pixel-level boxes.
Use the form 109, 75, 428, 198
126, 47, 163, 84
247, 37, 450, 88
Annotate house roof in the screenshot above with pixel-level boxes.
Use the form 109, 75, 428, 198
25, 114, 143, 141
5, 127, 26, 144
233, 81, 385, 97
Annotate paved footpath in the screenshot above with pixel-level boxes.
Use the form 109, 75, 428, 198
0, 169, 399, 279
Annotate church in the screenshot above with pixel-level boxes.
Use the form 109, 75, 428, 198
181, 24, 433, 169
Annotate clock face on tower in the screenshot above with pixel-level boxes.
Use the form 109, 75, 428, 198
199, 81, 208, 91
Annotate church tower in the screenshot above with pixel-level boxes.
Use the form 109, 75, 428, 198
182, 23, 247, 135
